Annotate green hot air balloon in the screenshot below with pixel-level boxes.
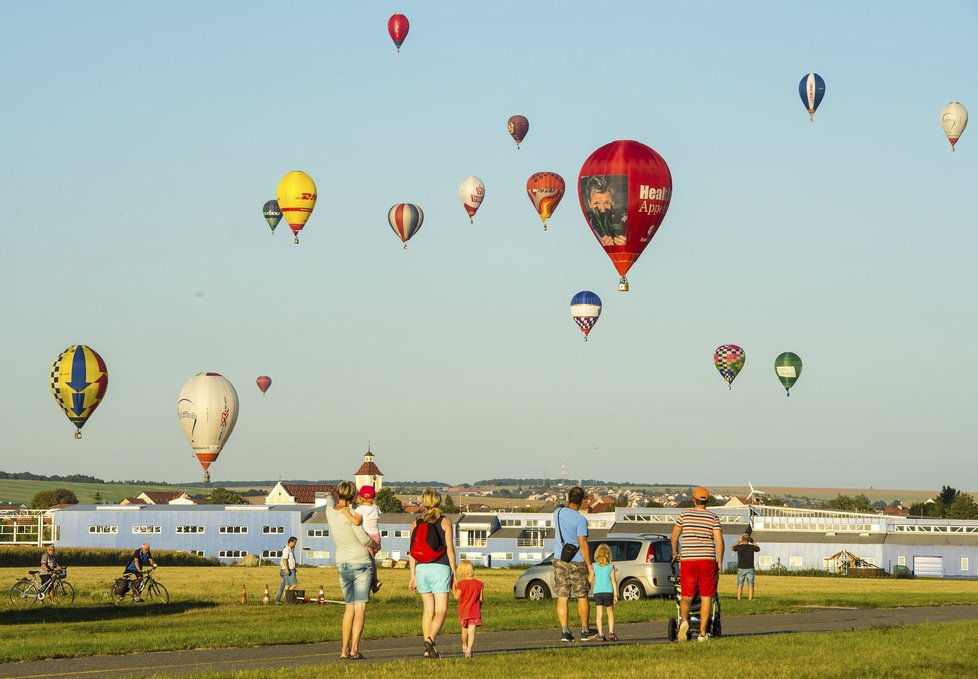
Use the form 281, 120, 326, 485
774, 352, 803, 396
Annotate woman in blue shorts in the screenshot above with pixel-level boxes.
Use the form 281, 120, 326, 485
409, 489, 457, 658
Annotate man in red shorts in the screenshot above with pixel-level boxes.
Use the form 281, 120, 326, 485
671, 487, 723, 642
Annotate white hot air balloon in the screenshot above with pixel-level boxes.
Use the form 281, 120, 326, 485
458, 176, 485, 223
177, 372, 239, 483
940, 102, 968, 151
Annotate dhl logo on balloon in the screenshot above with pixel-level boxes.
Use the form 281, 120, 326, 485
299, 193, 316, 200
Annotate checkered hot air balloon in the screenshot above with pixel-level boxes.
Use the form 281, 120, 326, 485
50, 345, 108, 439
388, 203, 424, 248
713, 345, 746, 390
570, 291, 602, 341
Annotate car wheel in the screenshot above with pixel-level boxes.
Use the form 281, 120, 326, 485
527, 580, 551, 601
619, 579, 647, 601
667, 617, 677, 641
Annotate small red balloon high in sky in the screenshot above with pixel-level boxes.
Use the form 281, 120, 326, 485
256, 376, 272, 395
388, 14, 409, 52
577, 140, 673, 291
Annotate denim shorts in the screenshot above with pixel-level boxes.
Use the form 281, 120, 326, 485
338, 561, 372, 604
280, 569, 298, 586
415, 563, 452, 594
737, 568, 756, 587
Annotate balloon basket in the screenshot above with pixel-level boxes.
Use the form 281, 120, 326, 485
74, 430, 82, 440
543, 224, 548, 232
293, 236, 300, 245
403, 244, 408, 250
618, 277, 629, 292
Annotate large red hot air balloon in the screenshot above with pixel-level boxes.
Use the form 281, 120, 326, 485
578, 140, 672, 291
256, 376, 272, 395
388, 14, 409, 52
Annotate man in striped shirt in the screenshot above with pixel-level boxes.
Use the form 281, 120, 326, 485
671, 487, 723, 641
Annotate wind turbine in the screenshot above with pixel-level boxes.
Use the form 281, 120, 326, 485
746, 481, 765, 535
746, 481, 765, 504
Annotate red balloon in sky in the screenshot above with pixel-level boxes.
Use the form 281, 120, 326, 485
256, 376, 272, 395
577, 140, 673, 291
388, 14, 409, 52
508, 115, 529, 149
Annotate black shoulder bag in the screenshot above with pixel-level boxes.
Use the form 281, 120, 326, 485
557, 508, 580, 563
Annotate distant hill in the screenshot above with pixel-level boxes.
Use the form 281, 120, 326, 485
0, 479, 204, 506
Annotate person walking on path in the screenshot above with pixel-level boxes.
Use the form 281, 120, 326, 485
276, 537, 298, 603
553, 486, 594, 642
671, 487, 723, 642
408, 489, 457, 659
592, 543, 619, 641
732, 533, 760, 600
325, 481, 380, 660
452, 559, 484, 658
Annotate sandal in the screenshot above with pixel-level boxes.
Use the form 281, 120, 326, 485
606, 633, 619, 641
349, 652, 364, 660
423, 638, 439, 658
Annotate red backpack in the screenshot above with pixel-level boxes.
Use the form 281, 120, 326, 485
410, 519, 446, 563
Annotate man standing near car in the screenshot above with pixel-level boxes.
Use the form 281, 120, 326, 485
671, 487, 723, 642
553, 486, 594, 642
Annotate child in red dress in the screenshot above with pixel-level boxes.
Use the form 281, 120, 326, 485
452, 559, 484, 658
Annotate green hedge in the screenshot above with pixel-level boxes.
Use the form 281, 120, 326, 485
0, 546, 218, 567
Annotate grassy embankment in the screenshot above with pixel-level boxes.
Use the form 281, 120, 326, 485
184, 619, 978, 678
1, 566, 976, 662
0, 479, 204, 505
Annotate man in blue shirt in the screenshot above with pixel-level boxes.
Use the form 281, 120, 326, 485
553, 486, 594, 642
125, 543, 158, 601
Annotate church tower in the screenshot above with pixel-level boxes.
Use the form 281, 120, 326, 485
354, 444, 384, 492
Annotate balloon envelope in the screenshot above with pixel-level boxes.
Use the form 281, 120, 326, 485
570, 291, 602, 340
262, 200, 282, 234
177, 373, 239, 474
774, 352, 803, 396
276, 171, 317, 243
256, 376, 272, 394
388, 13, 409, 51
388, 203, 424, 246
799, 73, 826, 121
508, 115, 529, 148
714, 345, 746, 389
577, 140, 673, 290
940, 102, 968, 151
50, 345, 108, 438
459, 176, 485, 222
526, 172, 565, 229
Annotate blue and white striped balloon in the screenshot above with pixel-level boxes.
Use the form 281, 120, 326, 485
570, 291, 602, 341
798, 73, 826, 121
388, 203, 424, 249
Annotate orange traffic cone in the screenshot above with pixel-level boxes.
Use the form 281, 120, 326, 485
262, 585, 270, 605
240, 584, 247, 604
318, 584, 324, 603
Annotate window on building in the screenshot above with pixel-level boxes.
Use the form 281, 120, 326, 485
499, 519, 521, 527
459, 552, 483, 561
897, 556, 906, 567
88, 525, 118, 534
758, 555, 773, 567
219, 526, 248, 534
490, 552, 513, 561
307, 529, 329, 537
789, 556, 803, 568
262, 526, 284, 534
310, 551, 330, 560
262, 550, 284, 558
526, 519, 551, 527
132, 526, 161, 534
467, 530, 488, 547
218, 550, 248, 558
380, 530, 389, 538
176, 526, 205, 534
188, 550, 205, 557
518, 553, 543, 561
393, 529, 410, 538
962, 558, 970, 572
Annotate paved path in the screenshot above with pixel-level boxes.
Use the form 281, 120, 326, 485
1, 605, 976, 678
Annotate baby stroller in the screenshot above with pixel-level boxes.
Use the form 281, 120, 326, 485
666, 560, 721, 640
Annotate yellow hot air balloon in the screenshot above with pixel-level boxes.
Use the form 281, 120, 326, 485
50, 345, 109, 439
276, 171, 317, 244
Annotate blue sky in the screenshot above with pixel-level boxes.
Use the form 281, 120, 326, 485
1, 2, 976, 489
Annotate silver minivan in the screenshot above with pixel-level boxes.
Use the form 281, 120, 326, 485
513, 534, 674, 601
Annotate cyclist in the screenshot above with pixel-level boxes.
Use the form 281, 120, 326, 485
125, 543, 158, 601
40, 545, 63, 601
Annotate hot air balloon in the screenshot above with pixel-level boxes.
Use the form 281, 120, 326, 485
388, 13, 409, 52
508, 115, 529, 149
256, 376, 272, 395
940, 102, 968, 151
262, 200, 282, 235
714, 345, 746, 390
177, 373, 239, 482
388, 203, 424, 248
578, 140, 673, 292
526, 172, 565, 231
276, 171, 317, 244
799, 73, 825, 122
774, 352, 802, 397
459, 176, 485, 223
570, 291, 602, 341
50, 345, 108, 439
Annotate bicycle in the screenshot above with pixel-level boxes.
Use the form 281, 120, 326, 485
110, 567, 169, 605
9, 569, 75, 608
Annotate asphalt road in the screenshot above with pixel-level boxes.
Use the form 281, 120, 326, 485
1, 605, 976, 678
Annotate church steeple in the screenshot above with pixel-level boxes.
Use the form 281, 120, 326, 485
354, 443, 383, 492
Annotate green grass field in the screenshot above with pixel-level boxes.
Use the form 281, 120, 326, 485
0, 479, 204, 505
188, 619, 978, 679
1, 566, 976, 663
